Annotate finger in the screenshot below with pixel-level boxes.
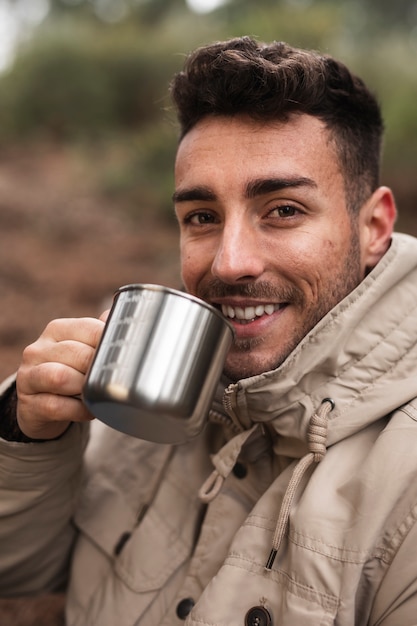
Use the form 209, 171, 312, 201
17, 393, 94, 440
21, 339, 97, 378
99, 309, 111, 323
20, 317, 105, 372
19, 392, 94, 425
41, 317, 105, 348
18, 361, 89, 397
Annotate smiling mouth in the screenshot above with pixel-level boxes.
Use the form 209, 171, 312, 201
220, 303, 285, 324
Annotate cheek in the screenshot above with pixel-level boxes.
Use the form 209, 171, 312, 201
289, 233, 340, 271
274, 236, 336, 297
271, 234, 327, 275
179, 243, 206, 292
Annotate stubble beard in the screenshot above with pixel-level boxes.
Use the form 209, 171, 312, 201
196, 227, 363, 381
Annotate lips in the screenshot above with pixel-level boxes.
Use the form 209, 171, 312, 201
221, 303, 283, 322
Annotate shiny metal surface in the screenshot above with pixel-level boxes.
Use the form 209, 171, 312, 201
82, 284, 234, 444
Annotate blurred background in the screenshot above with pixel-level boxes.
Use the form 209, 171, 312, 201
0, 0, 416, 379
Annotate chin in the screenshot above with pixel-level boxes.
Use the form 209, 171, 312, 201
224, 356, 280, 382
224, 339, 294, 381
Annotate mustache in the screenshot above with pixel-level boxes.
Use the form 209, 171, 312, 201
197, 279, 304, 305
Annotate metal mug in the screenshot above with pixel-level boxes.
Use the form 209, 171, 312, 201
82, 284, 234, 444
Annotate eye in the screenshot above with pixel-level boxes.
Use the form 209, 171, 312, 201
184, 211, 218, 225
271, 204, 298, 218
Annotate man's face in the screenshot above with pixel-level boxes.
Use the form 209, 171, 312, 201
174, 114, 367, 381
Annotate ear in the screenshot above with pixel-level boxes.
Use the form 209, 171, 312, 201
360, 186, 397, 273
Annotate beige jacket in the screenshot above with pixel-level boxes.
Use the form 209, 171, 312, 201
1, 232, 417, 626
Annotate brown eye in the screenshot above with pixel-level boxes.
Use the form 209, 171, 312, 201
276, 205, 297, 217
187, 212, 217, 225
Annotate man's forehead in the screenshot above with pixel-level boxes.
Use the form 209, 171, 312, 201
174, 114, 338, 187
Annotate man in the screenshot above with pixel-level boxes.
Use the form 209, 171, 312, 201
1, 36, 417, 625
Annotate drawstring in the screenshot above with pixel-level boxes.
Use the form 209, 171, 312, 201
265, 398, 334, 571
199, 424, 259, 503
198, 398, 334, 568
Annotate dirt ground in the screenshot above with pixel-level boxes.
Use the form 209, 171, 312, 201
1, 143, 416, 383
0, 144, 181, 381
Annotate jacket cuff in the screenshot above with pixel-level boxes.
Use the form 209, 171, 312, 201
0, 380, 33, 442
0, 378, 69, 443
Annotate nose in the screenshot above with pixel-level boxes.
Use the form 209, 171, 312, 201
211, 217, 265, 283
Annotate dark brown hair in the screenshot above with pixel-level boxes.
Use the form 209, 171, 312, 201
170, 36, 384, 213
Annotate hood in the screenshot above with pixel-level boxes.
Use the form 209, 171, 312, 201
213, 232, 417, 459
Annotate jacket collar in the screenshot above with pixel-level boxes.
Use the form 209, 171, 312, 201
212, 233, 417, 458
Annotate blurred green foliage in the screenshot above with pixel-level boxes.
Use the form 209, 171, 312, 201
0, 21, 181, 138
0, 0, 416, 223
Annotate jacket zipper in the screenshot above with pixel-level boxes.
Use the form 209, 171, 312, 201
223, 383, 244, 433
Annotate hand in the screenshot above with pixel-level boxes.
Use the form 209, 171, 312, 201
16, 316, 106, 440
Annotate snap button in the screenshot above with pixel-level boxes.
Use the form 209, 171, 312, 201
245, 605, 272, 626
232, 461, 247, 479
176, 597, 195, 620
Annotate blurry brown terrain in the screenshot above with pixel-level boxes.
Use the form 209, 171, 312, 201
0, 143, 181, 381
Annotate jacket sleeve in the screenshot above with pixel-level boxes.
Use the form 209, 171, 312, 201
370, 507, 417, 626
0, 376, 89, 596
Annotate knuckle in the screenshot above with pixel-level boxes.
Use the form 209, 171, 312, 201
21, 341, 40, 364
48, 363, 71, 391
43, 393, 64, 418
78, 345, 95, 374
44, 318, 64, 334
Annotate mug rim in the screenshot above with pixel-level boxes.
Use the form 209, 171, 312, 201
115, 283, 235, 337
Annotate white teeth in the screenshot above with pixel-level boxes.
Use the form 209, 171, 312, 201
244, 306, 255, 320
235, 306, 245, 320
221, 303, 279, 320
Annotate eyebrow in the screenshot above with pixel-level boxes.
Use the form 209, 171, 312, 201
245, 176, 317, 198
172, 185, 216, 204
172, 176, 317, 204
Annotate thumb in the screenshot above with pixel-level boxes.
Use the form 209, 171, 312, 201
99, 309, 111, 323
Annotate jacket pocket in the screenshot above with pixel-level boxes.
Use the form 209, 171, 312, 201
189, 558, 339, 626
74, 463, 201, 594
114, 502, 194, 592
